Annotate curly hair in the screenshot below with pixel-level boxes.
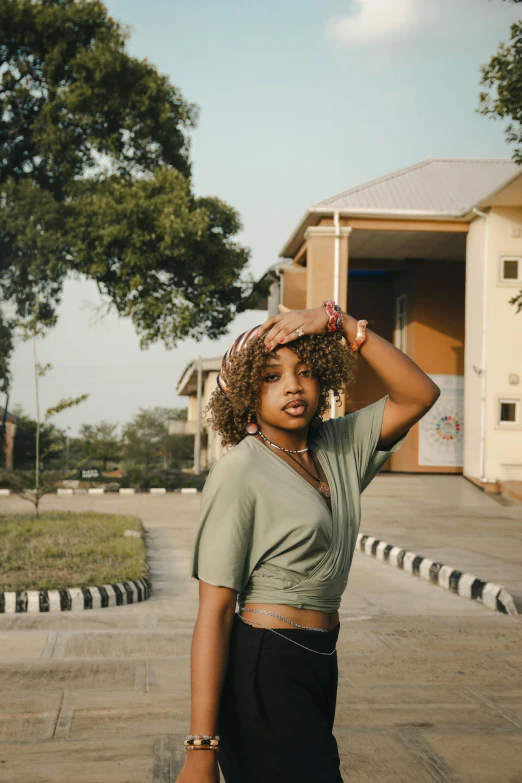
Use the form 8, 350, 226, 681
206, 335, 357, 448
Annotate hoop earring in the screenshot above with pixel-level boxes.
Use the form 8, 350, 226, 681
245, 411, 259, 436
310, 415, 323, 431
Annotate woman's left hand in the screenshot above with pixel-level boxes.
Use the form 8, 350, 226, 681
257, 305, 330, 350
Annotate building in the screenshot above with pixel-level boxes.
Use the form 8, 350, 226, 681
178, 158, 522, 491
0, 406, 17, 470
176, 356, 224, 469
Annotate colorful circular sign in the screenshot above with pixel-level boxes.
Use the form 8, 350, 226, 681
434, 414, 462, 442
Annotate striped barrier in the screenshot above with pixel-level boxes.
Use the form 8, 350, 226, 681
0, 578, 151, 613
356, 533, 519, 616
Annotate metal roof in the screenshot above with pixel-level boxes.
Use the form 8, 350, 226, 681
280, 158, 522, 258
314, 158, 520, 216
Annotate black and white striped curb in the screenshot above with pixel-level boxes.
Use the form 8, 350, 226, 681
0, 488, 200, 496
0, 578, 151, 613
356, 533, 519, 616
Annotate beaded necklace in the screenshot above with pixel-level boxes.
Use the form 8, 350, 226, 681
258, 430, 308, 454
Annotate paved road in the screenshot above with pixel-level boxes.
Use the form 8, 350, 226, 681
0, 485, 521, 783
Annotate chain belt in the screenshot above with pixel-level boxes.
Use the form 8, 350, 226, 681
238, 606, 337, 655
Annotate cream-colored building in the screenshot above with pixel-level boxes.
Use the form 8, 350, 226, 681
176, 357, 224, 468
179, 159, 522, 494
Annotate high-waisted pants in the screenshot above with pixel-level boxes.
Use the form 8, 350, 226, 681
218, 614, 343, 783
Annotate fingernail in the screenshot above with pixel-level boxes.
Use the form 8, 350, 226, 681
254, 330, 259, 336
279, 338, 284, 343
266, 344, 272, 350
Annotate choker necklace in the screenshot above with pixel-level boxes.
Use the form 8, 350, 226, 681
258, 431, 308, 454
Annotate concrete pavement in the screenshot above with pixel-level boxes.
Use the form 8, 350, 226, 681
360, 474, 522, 606
0, 480, 521, 782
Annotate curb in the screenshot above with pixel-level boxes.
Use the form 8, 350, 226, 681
1, 488, 201, 496
0, 577, 151, 614
356, 533, 520, 616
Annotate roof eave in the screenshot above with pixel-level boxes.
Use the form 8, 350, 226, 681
279, 208, 317, 259
279, 206, 470, 259
474, 167, 522, 209
177, 363, 196, 396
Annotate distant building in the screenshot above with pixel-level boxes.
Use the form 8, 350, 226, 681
178, 158, 522, 494
0, 407, 17, 470
176, 357, 224, 469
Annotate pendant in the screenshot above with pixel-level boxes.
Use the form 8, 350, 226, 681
318, 481, 331, 499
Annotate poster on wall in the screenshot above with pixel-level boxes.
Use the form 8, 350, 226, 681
418, 374, 464, 467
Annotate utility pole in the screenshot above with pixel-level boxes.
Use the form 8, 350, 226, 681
194, 358, 203, 476
66, 426, 71, 473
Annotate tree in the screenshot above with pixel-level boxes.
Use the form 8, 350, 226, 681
0, 313, 13, 394
0, 0, 259, 378
122, 407, 190, 470
13, 313, 88, 516
79, 421, 121, 471
11, 407, 64, 471
479, 0, 522, 312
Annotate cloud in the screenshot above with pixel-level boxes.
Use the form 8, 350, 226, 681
326, 0, 428, 47
325, 0, 522, 50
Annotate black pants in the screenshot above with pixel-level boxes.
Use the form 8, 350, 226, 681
218, 614, 343, 783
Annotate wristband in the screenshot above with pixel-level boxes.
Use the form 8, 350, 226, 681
348, 319, 368, 352
322, 300, 343, 340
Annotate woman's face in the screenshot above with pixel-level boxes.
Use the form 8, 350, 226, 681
256, 347, 320, 432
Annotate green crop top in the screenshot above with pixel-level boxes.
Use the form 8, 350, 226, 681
191, 396, 407, 613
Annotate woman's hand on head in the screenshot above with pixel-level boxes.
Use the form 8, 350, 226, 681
258, 305, 329, 350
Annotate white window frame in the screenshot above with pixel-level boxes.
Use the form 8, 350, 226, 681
499, 256, 522, 285
394, 294, 407, 353
498, 398, 519, 426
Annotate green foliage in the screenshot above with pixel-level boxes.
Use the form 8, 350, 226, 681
170, 408, 188, 421
122, 406, 193, 469
45, 394, 89, 421
479, 22, 522, 163
0, 0, 257, 382
510, 291, 522, 311
0, 0, 195, 192
479, 0, 522, 312
79, 421, 121, 470
0, 311, 14, 393
11, 407, 64, 470
70, 170, 255, 347
122, 465, 207, 491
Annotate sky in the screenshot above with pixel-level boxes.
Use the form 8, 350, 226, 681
8, 0, 522, 434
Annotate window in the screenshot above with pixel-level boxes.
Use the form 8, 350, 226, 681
394, 294, 407, 353
499, 399, 519, 424
500, 257, 521, 283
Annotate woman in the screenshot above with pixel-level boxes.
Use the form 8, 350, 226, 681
177, 302, 439, 783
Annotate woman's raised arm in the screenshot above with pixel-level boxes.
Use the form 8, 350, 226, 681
341, 312, 440, 448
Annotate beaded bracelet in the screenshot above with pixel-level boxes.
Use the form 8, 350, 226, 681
322, 300, 343, 340
184, 734, 220, 751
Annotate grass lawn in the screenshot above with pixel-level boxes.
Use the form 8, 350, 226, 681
0, 511, 148, 592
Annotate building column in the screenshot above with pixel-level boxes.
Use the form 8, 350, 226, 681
304, 226, 350, 311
